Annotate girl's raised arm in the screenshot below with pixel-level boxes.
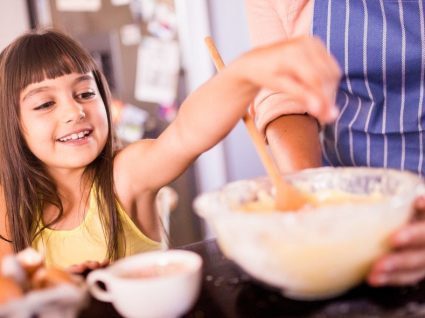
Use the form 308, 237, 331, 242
114, 37, 340, 196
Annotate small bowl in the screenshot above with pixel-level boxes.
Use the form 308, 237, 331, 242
194, 167, 424, 300
86, 250, 202, 318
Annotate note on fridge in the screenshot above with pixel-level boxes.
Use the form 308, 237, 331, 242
134, 37, 180, 105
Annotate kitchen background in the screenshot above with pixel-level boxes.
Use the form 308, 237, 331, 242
0, 0, 265, 246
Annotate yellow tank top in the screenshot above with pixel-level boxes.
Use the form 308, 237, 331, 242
32, 188, 162, 269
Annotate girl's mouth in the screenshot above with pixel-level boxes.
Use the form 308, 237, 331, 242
57, 130, 92, 142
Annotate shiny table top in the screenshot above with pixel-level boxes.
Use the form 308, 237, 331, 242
80, 239, 425, 318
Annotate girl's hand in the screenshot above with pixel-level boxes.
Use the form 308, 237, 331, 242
238, 36, 341, 124
67, 260, 109, 275
368, 196, 425, 286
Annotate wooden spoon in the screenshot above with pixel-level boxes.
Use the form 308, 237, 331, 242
204, 36, 308, 211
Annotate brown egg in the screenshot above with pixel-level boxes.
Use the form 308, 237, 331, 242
0, 276, 23, 304
31, 267, 74, 290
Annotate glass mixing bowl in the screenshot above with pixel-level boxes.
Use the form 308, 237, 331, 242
194, 167, 424, 300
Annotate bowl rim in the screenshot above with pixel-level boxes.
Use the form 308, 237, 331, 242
194, 166, 424, 216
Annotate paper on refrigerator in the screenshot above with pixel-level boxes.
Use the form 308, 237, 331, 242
134, 37, 180, 105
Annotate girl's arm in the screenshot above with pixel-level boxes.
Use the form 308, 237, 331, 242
115, 37, 340, 194
113, 37, 340, 238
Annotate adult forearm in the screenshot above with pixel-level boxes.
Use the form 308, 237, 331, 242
266, 114, 322, 174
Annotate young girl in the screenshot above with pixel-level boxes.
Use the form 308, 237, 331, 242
0, 29, 340, 271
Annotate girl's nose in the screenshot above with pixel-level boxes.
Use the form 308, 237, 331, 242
63, 101, 86, 124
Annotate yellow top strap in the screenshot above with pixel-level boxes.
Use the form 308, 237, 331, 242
32, 188, 161, 269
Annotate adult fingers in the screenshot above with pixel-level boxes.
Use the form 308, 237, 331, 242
368, 268, 425, 287
413, 196, 425, 215
391, 221, 425, 248
372, 249, 425, 274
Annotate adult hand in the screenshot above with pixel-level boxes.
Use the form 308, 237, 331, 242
368, 196, 425, 286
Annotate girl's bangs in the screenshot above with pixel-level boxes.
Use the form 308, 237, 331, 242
14, 32, 97, 92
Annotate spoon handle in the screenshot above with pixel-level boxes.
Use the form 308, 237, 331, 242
204, 36, 305, 210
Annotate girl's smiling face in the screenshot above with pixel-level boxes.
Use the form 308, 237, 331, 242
19, 72, 109, 174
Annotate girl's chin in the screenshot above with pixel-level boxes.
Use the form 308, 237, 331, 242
47, 157, 99, 171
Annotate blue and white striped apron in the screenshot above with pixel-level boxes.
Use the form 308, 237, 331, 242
313, 0, 425, 176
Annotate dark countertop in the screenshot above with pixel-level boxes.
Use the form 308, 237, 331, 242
80, 239, 425, 318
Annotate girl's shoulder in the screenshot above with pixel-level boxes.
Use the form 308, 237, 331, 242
112, 138, 159, 209
113, 135, 184, 200
113, 138, 154, 169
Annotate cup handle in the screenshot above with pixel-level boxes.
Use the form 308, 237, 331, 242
86, 269, 113, 302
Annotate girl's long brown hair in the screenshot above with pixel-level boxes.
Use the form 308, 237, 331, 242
0, 29, 123, 260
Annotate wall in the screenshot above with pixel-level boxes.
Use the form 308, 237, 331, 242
207, 0, 265, 182
178, 0, 265, 189
0, 0, 29, 51
175, 0, 228, 195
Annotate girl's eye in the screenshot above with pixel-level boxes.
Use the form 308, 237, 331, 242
34, 101, 54, 110
76, 91, 96, 100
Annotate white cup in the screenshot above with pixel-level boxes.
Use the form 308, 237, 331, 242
86, 250, 202, 318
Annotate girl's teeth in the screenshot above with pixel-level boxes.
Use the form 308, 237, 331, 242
60, 131, 89, 142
